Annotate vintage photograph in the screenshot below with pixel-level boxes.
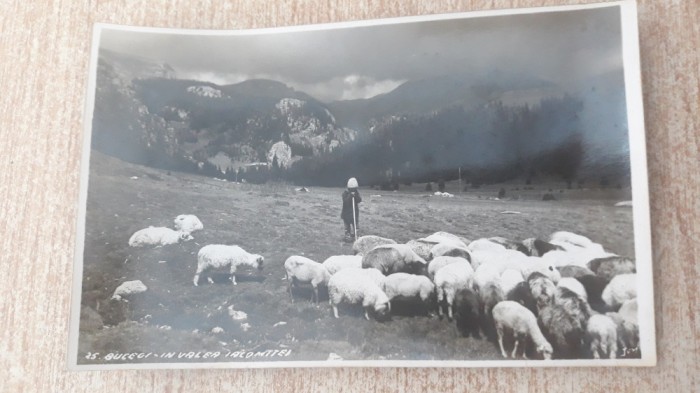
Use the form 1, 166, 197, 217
69, 0, 654, 369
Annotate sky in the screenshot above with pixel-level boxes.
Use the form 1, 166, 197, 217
99, 5, 624, 102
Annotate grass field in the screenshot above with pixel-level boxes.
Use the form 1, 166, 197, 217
76, 151, 635, 364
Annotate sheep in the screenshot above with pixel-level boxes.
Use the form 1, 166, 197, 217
528, 272, 557, 311
284, 255, 331, 304
616, 298, 639, 353
479, 281, 505, 337
521, 238, 564, 257
453, 288, 481, 338
556, 277, 588, 301
173, 214, 203, 234
434, 261, 474, 320
542, 248, 616, 268
361, 267, 387, 288
429, 243, 471, 261
492, 301, 553, 360
327, 268, 390, 320
602, 273, 637, 309
554, 286, 593, 329
538, 303, 585, 359
588, 256, 636, 281
586, 314, 618, 359
506, 281, 538, 315
557, 265, 595, 279
576, 274, 610, 313
381, 273, 435, 312
519, 257, 562, 284
322, 255, 362, 275
421, 232, 468, 249
405, 239, 434, 261
128, 226, 193, 247
549, 231, 606, 254
469, 248, 524, 271
500, 269, 524, 296
488, 236, 529, 254
427, 256, 469, 279
361, 244, 427, 275
352, 235, 397, 256
193, 245, 264, 286
467, 238, 507, 254
112, 280, 147, 300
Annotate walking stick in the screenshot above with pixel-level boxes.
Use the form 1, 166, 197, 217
352, 196, 358, 241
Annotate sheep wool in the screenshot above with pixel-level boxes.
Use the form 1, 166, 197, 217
434, 261, 474, 319
284, 255, 331, 304
128, 226, 193, 247
428, 256, 469, 279
112, 280, 148, 300
602, 273, 637, 309
492, 301, 553, 359
193, 244, 264, 286
173, 214, 204, 234
586, 314, 618, 359
328, 268, 390, 320
361, 244, 427, 275
382, 273, 435, 304
322, 255, 362, 275
352, 235, 397, 256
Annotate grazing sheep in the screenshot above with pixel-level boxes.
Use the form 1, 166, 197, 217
500, 269, 525, 296
506, 281, 538, 315
361, 267, 387, 288
602, 273, 637, 309
322, 255, 362, 275
112, 280, 147, 300
429, 243, 472, 261
361, 244, 428, 275
405, 239, 434, 261
328, 268, 390, 320
479, 281, 505, 336
528, 272, 557, 311
549, 231, 606, 254
193, 245, 264, 286
284, 255, 331, 304
519, 257, 561, 284
467, 238, 507, 254
352, 235, 397, 256
521, 238, 564, 257
428, 256, 469, 279
557, 277, 588, 301
586, 314, 618, 359
492, 301, 553, 360
488, 236, 529, 254
434, 261, 475, 319
557, 265, 595, 279
421, 232, 468, 249
616, 298, 639, 353
382, 273, 435, 311
576, 275, 610, 313
538, 303, 585, 359
173, 214, 203, 234
128, 227, 193, 247
554, 287, 593, 329
588, 256, 636, 281
453, 288, 481, 338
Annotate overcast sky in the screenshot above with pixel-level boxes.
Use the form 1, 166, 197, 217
100, 5, 623, 102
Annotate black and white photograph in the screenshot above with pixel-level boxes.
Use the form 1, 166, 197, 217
69, 0, 654, 369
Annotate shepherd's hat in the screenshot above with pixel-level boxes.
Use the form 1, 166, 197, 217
347, 177, 358, 188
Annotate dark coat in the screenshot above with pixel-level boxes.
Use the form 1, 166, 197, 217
341, 189, 361, 223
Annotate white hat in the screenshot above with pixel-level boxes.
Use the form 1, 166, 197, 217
347, 177, 358, 188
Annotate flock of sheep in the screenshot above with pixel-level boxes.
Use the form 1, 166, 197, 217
126, 214, 639, 361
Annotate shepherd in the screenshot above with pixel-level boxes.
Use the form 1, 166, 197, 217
341, 177, 362, 242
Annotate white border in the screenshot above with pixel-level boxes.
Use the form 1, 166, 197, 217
68, 0, 654, 370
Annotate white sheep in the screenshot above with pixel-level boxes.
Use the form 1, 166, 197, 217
421, 231, 468, 249
500, 269, 524, 296
284, 255, 331, 304
467, 238, 507, 254
352, 235, 397, 256
488, 236, 527, 254
434, 261, 474, 319
519, 256, 562, 284
128, 226, 193, 247
429, 243, 471, 261
602, 273, 637, 309
541, 248, 615, 268
322, 255, 363, 275
492, 301, 553, 359
193, 245, 264, 286
327, 268, 390, 320
361, 244, 428, 275
556, 277, 588, 301
405, 239, 434, 261
382, 273, 435, 311
112, 280, 148, 300
586, 314, 618, 359
428, 256, 469, 279
549, 231, 606, 254
469, 248, 524, 271
173, 214, 204, 234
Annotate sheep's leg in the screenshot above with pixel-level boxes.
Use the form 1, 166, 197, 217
207, 277, 214, 284
313, 286, 319, 304
287, 276, 294, 303
332, 304, 339, 319
364, 309, 370, 321
497, 328, 508, 358
230, 266, 238, 285
511, 338, 520, 359
193, 273, 200, 286
609, 341, 617, 359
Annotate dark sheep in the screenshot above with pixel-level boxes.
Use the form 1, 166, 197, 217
453, 288, 481, 338
506, 281, 538, 316
538, 304, 585, 359
557, 265, 595, 279
575, 274, 610, 313
588, 256, 636, 282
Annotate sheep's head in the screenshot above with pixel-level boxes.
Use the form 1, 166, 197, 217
537, 343, 554, 360
253, 255, 264, 270
374, 300, 390, 318
179, 232, 194, 242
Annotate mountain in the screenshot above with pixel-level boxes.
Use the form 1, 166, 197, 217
92, 50, 357, 173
